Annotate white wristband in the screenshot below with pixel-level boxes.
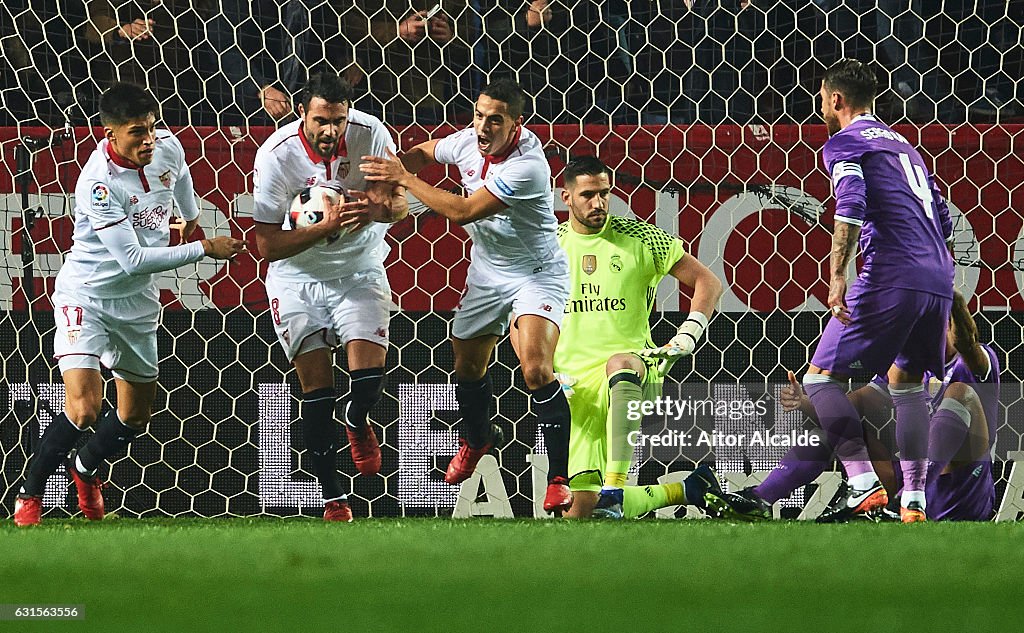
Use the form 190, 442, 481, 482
677, 312, 710, 346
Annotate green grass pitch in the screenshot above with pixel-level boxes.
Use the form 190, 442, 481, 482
2, 518, 1021, 632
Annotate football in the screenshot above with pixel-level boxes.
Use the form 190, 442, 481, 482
289, 185, 343, 243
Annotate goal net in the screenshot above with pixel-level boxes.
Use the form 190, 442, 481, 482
2, 1, 1023, 520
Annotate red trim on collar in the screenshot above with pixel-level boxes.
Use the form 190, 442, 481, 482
106, 142, 150, 192
481, 125, 522, 179
298, 123, 348, 164
106, 142, 140, 169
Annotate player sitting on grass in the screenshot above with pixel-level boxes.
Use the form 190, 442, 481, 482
14, 83, 245, 526
710, 291, 998, 522
548, 156, 728, 519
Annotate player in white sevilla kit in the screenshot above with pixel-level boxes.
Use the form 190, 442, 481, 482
252, 73, 408, 522
361, 79, 574, 514
13, 83, 245, 527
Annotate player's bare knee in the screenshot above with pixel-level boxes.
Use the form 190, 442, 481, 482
521, 362, 554, 391
606, 353, 644, 377
942, 382, 982, 421
119, 411, 151, 431
565, 491, 598, 518
65, 400, 101, 429
454, 357, 488, 382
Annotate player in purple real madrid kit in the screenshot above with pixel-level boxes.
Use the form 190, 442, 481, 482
804, 59, 954, 523
711, 292, 998, 523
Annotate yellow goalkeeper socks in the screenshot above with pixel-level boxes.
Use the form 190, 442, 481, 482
605, 369, 642, 488
622, 483, 686, 518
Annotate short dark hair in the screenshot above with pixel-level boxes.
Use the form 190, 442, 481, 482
563, 155, 611, 187
99, 82, 159, 126
299, 73, 354, 111
822, 59, 877, 110
480, 78, 527, 119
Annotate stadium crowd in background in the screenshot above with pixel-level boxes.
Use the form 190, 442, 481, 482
2, 1, 1022, 127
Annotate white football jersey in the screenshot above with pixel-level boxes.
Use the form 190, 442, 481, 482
432, 126, 566, 276
253, 108, 395, 282
57, 131, 204, 299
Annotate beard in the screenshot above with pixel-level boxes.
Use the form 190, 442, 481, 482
825, 114, 841, 135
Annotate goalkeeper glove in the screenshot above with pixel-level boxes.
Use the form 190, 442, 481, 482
639, 312, 710, 372
554, 372, 577, 399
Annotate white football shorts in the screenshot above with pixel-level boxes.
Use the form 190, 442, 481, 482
52, 287, 161, 382
265, 268, 392, 361
451, 261, 570, 340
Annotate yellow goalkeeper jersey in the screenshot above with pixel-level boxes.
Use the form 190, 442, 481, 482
554, 215, 685, 375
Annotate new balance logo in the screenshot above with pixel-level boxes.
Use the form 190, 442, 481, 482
849, 360, 863, 369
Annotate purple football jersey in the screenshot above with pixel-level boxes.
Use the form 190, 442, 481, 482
822, 114, 954, 298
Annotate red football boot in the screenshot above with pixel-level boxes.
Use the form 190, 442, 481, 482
323, 499, 354, 522
543, 476, 573, 514
14, 496, 42, 527
67, 460, 105, 520
346, 425, 382, 476
444, 425, 504, 485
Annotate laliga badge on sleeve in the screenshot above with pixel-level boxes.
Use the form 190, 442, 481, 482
91, 183, 110, 210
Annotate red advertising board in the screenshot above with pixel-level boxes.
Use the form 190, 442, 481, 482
3, 124, 1022, 311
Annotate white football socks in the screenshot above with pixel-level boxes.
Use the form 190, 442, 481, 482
902, 490, 926, 510
848, 472, 879, 491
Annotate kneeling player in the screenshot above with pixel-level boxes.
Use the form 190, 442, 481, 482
715, 292, 998, 522
253, 73, 408, 522
551, 156, 727, 519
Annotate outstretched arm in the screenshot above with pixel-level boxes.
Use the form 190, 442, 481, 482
400, 139, 441, 175
361, 149, 507, 225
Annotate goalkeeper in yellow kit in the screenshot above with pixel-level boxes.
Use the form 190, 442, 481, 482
551, 156, 726, 519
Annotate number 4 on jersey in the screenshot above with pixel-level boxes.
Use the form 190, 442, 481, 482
899, 152, 933, 220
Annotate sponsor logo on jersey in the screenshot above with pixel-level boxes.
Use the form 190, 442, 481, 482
493, 176, 514, 196
565, 296, 627, 313
582, 255, 597, 275
466, 169, 476, 177
539, 303, 552, 312
132, 204, 168, 230
306, 176, 317, 186
159, 170, 172, 188
610, 255, 622, 272
129, 195, 139, 205
91, 183, 110, 210
375, 327, 388, 339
